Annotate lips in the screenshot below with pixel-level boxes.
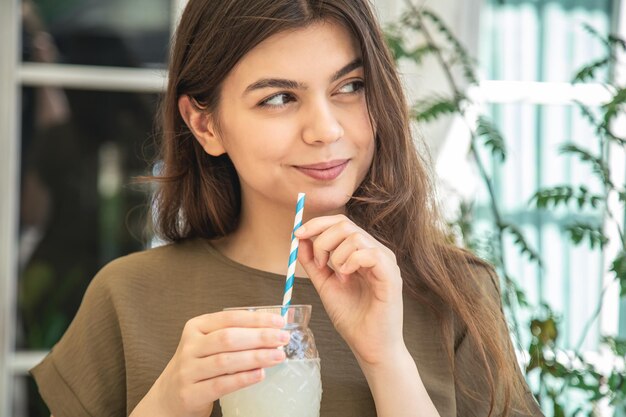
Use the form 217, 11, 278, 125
294, 159, 350, 181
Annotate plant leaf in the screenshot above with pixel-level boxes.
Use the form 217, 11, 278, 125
607, 34, 626, 51
575, 102, 602, 131
530, 317, 559, 345
530, 186, 574, 209
603, 88, 626, 127
610, 251, 626, 296
409, 44, 440, 65
607, 131, 626, 146
583, 23, 626, 53
529, 185, 604, 210
560, 144, 611, 187
421, 8, 479, 85
564, 222, 609, 249
575, 101, 626, 146
476, 116, 507, 161
602, 335, 626, 356
501, 223, 544, 267
411, 96, 460, 122
573, 57, 611, 83
383, 30, 410, 61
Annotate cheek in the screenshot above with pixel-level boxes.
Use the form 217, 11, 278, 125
258, 120, 299, 152
351, 106, 376, 174
362, 135, 375, 177
225, 118, 297, 168
352, 105, 376, 152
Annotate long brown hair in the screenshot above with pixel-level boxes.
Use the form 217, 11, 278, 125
151, 0, 530, 415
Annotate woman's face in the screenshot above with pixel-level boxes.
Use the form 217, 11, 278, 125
212, 19, 375, 215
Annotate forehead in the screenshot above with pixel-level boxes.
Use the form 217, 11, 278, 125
224, 20, 362, 90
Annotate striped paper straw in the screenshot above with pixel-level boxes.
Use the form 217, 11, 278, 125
281, 193, 306, 317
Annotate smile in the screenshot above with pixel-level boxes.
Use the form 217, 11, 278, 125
294, 159, 350, 181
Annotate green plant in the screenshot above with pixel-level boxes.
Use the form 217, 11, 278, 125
385, 3, 626, 416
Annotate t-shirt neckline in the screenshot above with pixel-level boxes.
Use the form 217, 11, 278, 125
201, 239, 312, 284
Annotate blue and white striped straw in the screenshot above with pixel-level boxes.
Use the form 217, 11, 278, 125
281, 193, 306, 317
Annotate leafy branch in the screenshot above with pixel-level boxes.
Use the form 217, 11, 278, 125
530, 185, 603, 210
389, 3, 626, 414
399, 0, 543, 345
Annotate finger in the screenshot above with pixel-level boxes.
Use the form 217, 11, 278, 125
190, 348, 286, 382
329, 232, 376, 272
298, 238, 334, 293
182, 368, 265, 407
311, 221, 365, 269
339, 247, 400, 282
195, 327, 290, 357
294, 214, 354, 240
186, 310, 285, 336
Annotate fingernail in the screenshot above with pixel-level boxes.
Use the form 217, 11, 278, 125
294, 226, 305, 236
271, 349, 286, 361
272, 315, 285, 327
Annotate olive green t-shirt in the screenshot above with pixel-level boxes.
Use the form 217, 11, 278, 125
31, 238, 542, 416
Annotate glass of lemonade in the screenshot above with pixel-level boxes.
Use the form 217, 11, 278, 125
219, 304, 322, 417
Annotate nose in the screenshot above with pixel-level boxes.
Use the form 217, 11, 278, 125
301, 98, 344, 145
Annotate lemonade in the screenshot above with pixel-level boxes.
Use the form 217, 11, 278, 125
220, 358, 322, 417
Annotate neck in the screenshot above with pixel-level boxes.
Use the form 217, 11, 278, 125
213, 192, 343, 278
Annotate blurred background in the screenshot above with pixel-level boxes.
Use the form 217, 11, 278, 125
0, 0, 624, 416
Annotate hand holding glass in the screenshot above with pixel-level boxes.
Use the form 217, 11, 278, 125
219, 305, 322, 417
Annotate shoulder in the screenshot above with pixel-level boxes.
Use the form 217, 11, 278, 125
97, 238, 204, 273
448, 253, 505, 339
444, 246, 502, 306
88, 238, 210, 297
466, 259, 502, 305
440, 245, 501, 296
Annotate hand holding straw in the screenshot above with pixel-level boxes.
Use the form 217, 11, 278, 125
281, 193, 306, 317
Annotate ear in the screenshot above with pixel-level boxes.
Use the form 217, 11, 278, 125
178, 95, 226, 156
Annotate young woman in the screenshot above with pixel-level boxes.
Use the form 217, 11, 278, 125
32, 1, 544, 416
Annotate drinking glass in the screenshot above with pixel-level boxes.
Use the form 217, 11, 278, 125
219, 305, 322, 417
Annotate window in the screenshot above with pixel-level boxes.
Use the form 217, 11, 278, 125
473, 0, 620, 349
457, 0, 624, 414
1, 0, 180, 415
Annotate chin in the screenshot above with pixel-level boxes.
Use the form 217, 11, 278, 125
300, 191, 352, 217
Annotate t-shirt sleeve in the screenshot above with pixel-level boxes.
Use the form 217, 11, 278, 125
30, 267, 127, 417
454, 266, 544, 417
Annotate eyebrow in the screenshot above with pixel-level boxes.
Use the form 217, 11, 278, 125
242, 57, 363, 97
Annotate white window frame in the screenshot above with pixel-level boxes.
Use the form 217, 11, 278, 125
0, 0, 21, 415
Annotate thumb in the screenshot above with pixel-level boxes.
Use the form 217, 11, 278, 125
298, 238, 334, 292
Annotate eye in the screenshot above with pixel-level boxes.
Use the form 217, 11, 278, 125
338, 80, 365, 94
258, 92, 296, 108
256, 80, 365, 109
